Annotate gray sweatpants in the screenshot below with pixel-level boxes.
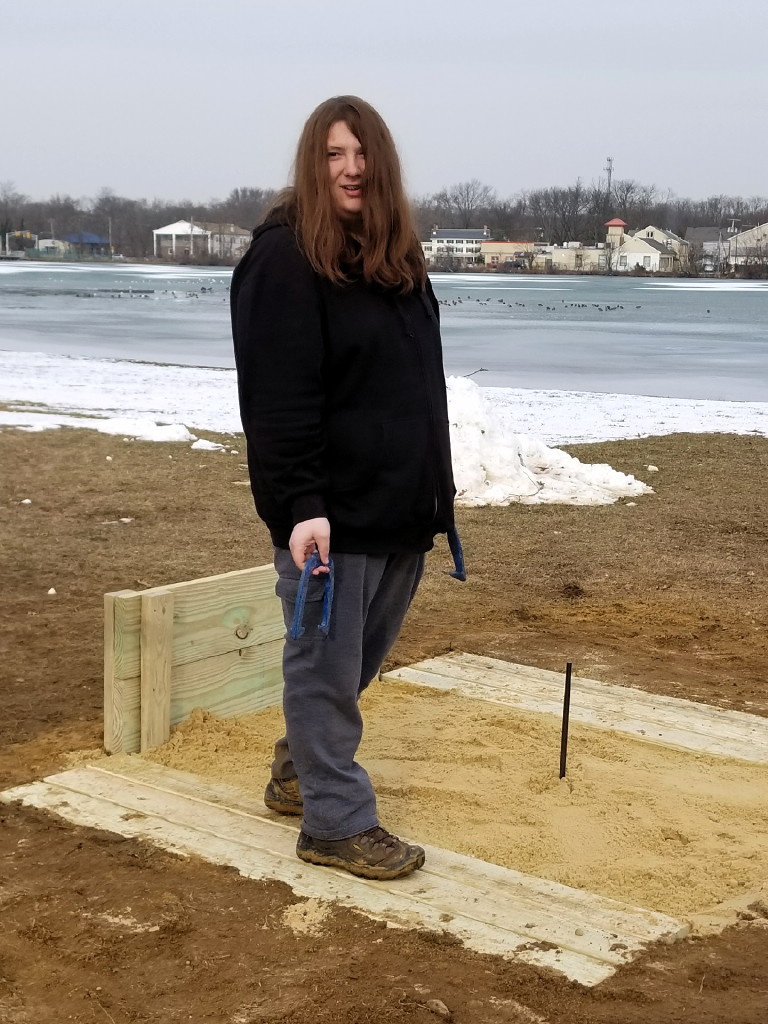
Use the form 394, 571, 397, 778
271, 547, 425, 840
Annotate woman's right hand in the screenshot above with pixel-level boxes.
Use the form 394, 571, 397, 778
289, 518, 331, 573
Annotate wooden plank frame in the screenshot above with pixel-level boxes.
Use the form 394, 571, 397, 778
2, 761, 691, 987
383, 652, 768, 763
104, 564, 284, 754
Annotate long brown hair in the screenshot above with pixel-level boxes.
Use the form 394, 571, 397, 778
269, 96, 426, 292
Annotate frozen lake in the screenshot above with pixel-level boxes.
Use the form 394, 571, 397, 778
1, 261, 767, 401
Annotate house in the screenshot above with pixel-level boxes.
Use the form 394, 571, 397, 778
152, 220, 210, 258
601, 220, 687, 272
684, 226, 734, 271
534, 242, 608, 273
35, 238, 70, 256
197, 222, 251, 259
724, 221, 768, 267
601, 219, 678, 272
62, 232, 110, 255
422, 226, 490, 265
633, 225, 688, 256
614, 235, 677, 272
480, 240, 534, 268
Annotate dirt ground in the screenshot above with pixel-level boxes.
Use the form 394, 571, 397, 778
1, 425, 767, 1023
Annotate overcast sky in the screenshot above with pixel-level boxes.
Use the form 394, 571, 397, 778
4, 0, 767, 204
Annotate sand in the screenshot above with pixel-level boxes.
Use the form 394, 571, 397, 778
280, 898, 332, 936
143, 681, 768, 919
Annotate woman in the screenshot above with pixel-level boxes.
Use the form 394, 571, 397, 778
231, 95, 459, 881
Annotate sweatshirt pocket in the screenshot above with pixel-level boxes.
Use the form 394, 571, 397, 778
330, 414, 436, 533
275, 574, 329, 641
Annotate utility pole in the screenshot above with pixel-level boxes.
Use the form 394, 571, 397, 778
604, 156, 614, 210
108, 216, 112, 257
728, 218, 740, 275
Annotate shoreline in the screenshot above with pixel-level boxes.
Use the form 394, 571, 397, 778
3, 255, 766, 282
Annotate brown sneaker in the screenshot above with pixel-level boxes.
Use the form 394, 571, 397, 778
264, 776, 303, 816
296, 826, 425, 880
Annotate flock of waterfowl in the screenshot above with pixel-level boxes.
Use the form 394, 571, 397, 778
71, 284, 227, 300
64, 285, 712, 317
436, 295, 645, 313
436, 295, 715, 315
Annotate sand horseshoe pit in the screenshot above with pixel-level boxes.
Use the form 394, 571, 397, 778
4, 566, 767, 987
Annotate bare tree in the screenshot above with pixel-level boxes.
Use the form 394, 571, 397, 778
209, 187, 276, 230
524, 188, 557, 244
612, 179, 641, 222
432, 179, 496, 228
549, 179, 589, 241
584, 180, 610, 244
0, 181, 27, 240
482, 195, 530, 242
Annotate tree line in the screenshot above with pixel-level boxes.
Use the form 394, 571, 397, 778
2, 179, 767, 259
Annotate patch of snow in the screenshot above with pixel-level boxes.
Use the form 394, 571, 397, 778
190, 438, 225, 451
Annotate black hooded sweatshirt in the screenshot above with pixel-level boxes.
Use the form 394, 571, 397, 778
231, 220, 456, 555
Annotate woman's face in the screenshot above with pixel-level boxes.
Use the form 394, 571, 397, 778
327, 120, 365, 217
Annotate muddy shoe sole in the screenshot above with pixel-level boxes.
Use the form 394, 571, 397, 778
296, 836, 426, 881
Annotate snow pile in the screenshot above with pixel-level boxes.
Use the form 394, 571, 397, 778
447, 377, 652, 506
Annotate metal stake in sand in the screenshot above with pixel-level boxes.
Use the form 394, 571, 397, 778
559, 662, 573, 779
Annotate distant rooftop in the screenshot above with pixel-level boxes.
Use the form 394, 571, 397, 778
198, 222, 251, 235
431, 227, 490, 240
62, 232, 108, 245
638, 238, 670, 253
685, 226, 732, 243
153, 220, 209, 236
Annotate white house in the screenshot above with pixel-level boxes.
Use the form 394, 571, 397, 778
36, 238, 70, 256
602, 220, 686, 272
152, 220, 210, 258
633, 225, 688, 256
422, 227, 490, 265
614, 235, 676, 272
725, 221, 768, 266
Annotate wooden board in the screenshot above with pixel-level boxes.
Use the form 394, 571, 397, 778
104, 564, 284, 754
110, 638, 285, 755
0, 760, 689, 987
110, 565, 283, 679
140, 590, 173, 751
383, 652, 768, 763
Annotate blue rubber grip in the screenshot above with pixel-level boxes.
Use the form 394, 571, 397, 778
289, 552, 335, 640
447, 527, 467, 581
